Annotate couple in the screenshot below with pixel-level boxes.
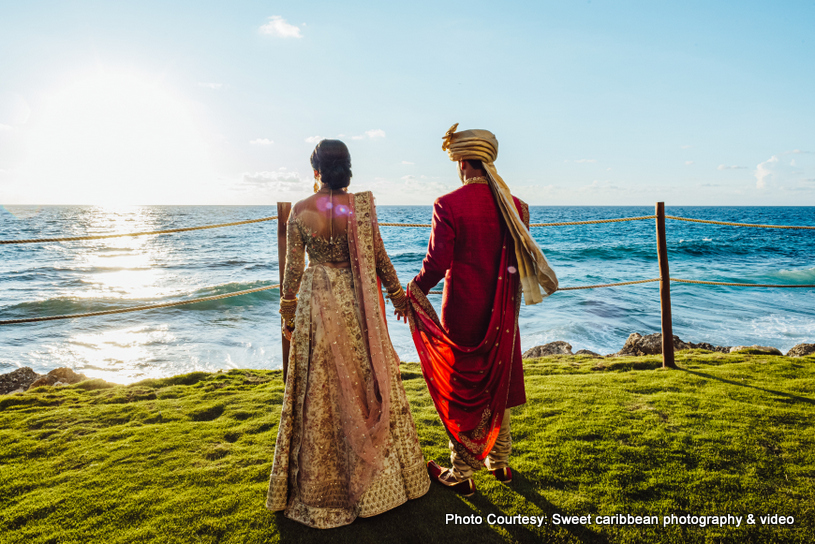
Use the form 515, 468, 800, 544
266, 125, 558, 529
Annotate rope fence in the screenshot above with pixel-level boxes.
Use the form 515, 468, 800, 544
0, 216, 278, 245
4, 213, 812, 245
0, 285, 280, 326
530, 215, 656, 227
557, 278, 659, 290
4, 275, 811, 326
670, 278, 815, 288
1, 205, 813, 370
666, 215, 815, 229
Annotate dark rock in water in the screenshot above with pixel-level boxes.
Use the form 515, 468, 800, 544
729, 345, 783, 356
574, 349, 601, 357
0, 367, 43, 395
616, 333, 731, 356
523, 341, 573, 358
29, 367, 88, 389
786, 343, 815, 357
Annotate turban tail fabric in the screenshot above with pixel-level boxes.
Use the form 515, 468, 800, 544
442, 123, 558, 304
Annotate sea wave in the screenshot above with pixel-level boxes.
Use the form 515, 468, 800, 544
771, 267, 815, 283
0, 280, 279, 318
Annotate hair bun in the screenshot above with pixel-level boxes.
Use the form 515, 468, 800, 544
310, 140, 352, 190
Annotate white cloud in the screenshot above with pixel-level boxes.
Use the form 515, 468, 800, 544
718, 164, 748, 170
250, 138, 274, 146
680, 145, 692, 149
240, 170, 304, 190
0, 124, 12, 131
755, 150, 815, 190
756, 155, 779, 189
259, 16, 303, 38
401, 161, 414, 165
305, 135, 322, 143
365, 129, 386, 139
685, 161, 694, 165
197, 82, 223, 90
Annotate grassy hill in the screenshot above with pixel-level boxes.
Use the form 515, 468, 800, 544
1, 352, 813, 543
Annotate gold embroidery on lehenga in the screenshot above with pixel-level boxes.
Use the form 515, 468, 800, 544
294, 215, 351, 264
266, 192, 429, 529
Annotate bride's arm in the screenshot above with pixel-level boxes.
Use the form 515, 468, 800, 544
279, 213, 305, 332
371, 206, 407, 318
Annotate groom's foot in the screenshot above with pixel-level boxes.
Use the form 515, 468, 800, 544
490, 467, 513, 483
427, 460, 476, 497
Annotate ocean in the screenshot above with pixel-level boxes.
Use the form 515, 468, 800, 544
1, 205, 814, 384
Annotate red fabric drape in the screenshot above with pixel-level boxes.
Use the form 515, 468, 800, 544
406, 231, 520, 468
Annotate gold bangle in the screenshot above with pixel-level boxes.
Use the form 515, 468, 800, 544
280, 303, 298, 322
279, 296, 298, 313
387, 285, 405, 298
387, 286, 407, 312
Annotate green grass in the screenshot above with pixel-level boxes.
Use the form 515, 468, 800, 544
1, 352, 813, 543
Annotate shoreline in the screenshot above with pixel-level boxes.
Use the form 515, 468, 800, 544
2, 333, 812, 396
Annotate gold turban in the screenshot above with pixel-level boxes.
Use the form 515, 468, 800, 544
442, 123, 558, 304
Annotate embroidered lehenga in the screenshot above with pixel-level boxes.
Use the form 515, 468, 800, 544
266, 191, 430, 529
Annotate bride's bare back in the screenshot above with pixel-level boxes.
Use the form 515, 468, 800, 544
292, 189, 351, 246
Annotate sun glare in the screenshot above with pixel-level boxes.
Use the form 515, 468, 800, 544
22, 70, 215, 205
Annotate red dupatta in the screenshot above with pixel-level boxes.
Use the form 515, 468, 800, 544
406, 230, 520, 470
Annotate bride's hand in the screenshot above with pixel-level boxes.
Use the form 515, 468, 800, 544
282, 323, 294, 340
394, 309, 407, 323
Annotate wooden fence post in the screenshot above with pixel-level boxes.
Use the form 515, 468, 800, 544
277, 202, 292, 382
656, 202, 677, 369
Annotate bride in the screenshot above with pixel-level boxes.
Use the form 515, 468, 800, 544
266, 140, 430, 529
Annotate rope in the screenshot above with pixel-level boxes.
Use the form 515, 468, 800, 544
379, 216, 658, 228
530, 215, 656, 227
6, 275, 813, 326
666, 215, 815, 230
0, 216, 279, 245
0, 285, 280, 325
5, 213, 811, 245
422, 279, 661, 294
671, 278, 815, 288
557, 278, 660, 290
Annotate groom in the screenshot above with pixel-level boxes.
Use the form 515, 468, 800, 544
406, 124, 557, 496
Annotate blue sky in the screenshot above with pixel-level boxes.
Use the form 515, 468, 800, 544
1, 1, 813, 205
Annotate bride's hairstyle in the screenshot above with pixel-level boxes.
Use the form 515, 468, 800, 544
311, 140, 352, 190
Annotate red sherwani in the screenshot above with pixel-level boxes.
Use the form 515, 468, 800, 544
413, 182, 529, 409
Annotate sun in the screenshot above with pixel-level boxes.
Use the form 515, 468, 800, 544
22, 70, 216, 205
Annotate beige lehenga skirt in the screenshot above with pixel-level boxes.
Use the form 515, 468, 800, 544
266, 266, 430, 529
